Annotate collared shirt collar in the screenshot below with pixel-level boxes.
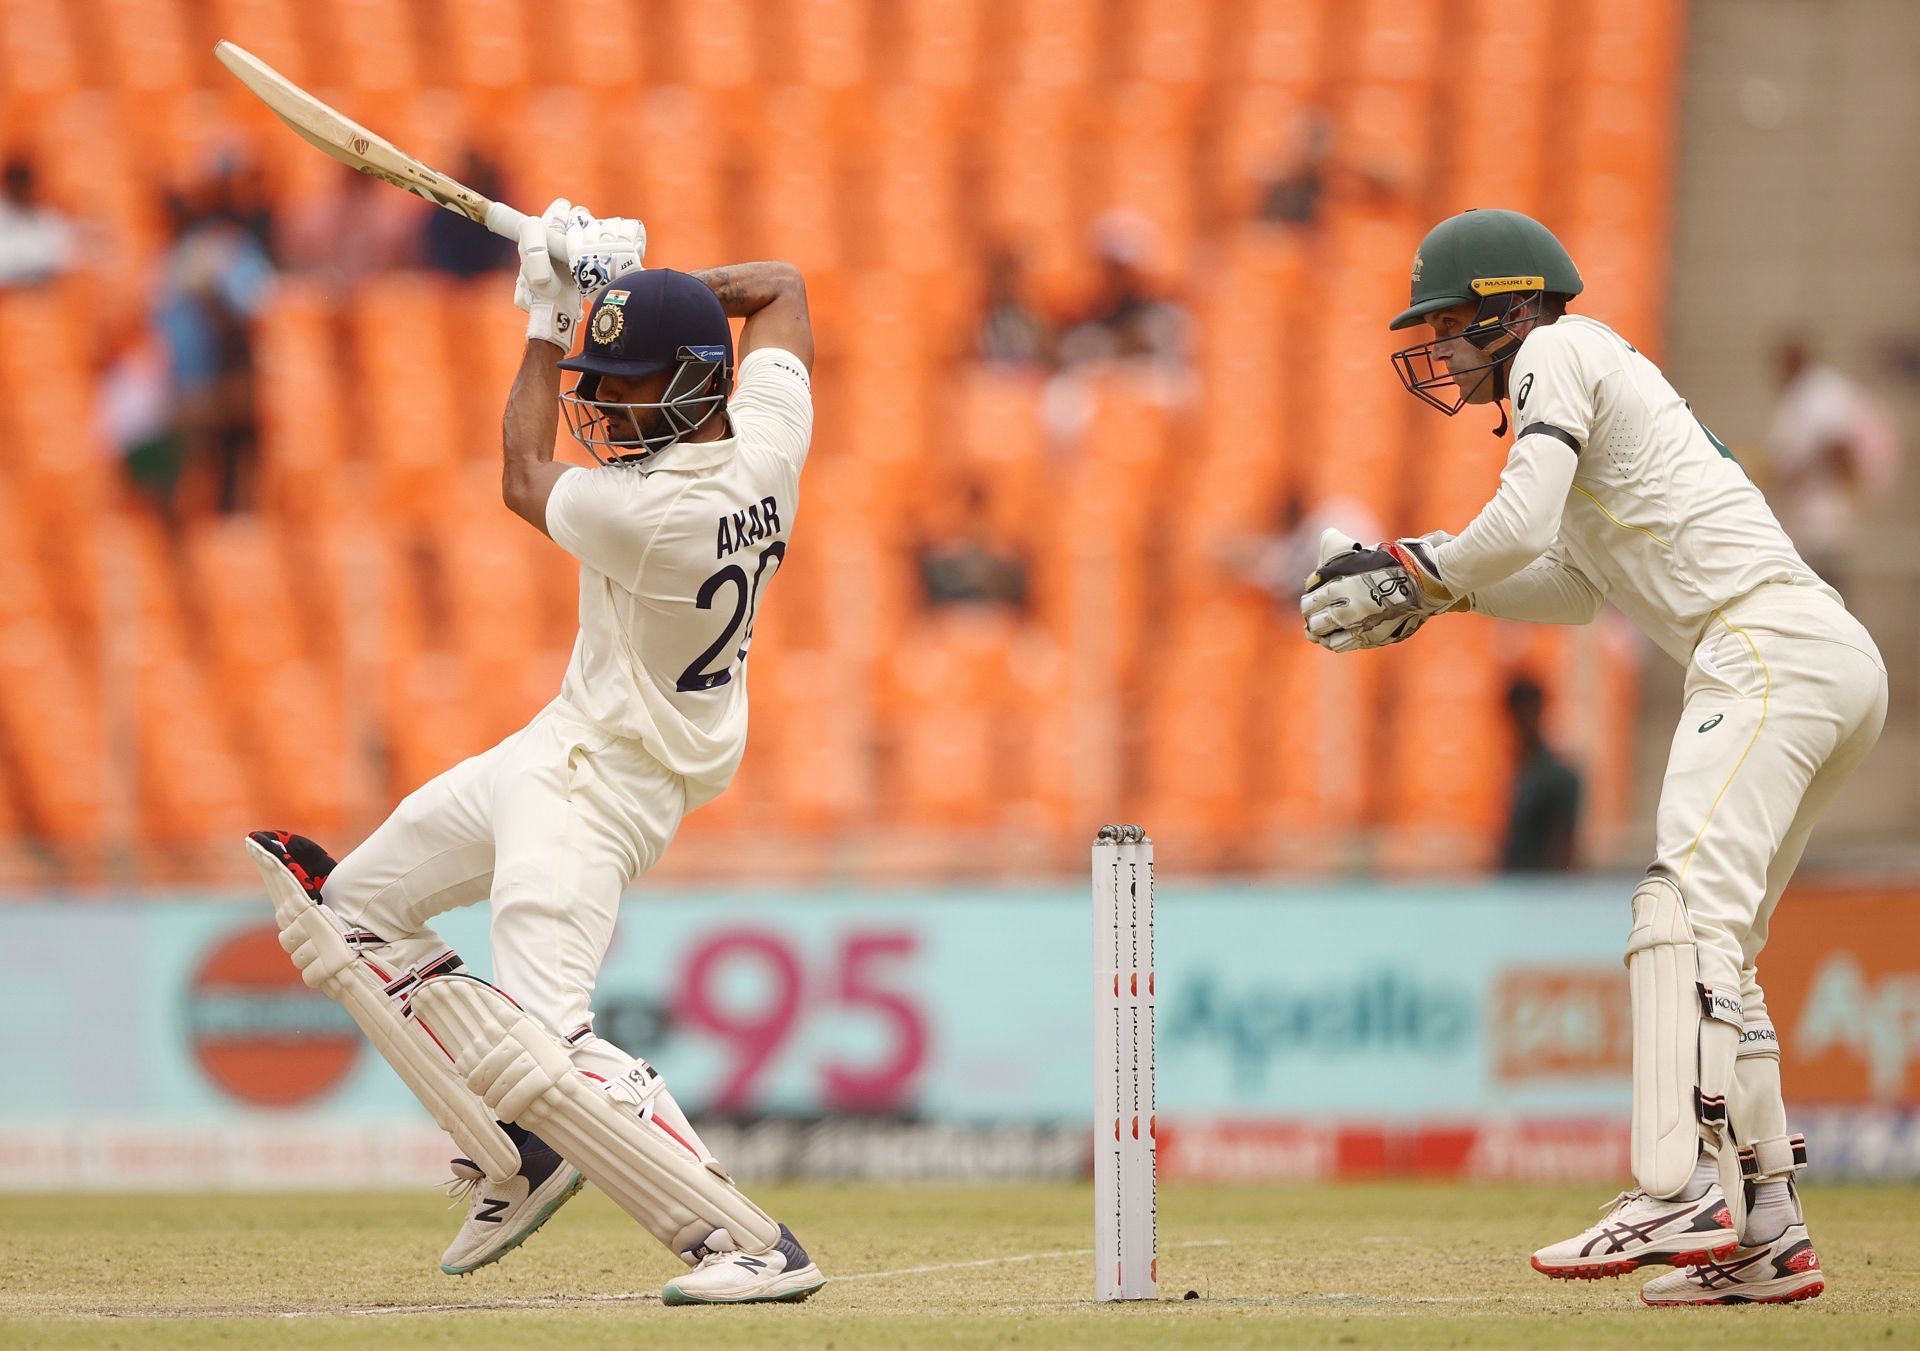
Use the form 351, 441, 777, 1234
635, 432, 737, 475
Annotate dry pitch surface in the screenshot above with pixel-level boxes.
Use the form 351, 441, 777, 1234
3, 1182, 1916, 1349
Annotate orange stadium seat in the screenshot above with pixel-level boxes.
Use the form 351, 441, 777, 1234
740, 86, 848, 272
1216, 83, 1315, 219
866, 88, 968, 278
1377, 617, 1511, 874
1011, 0, 1102, 88
662, 0, 757, 90
549, 1, 648, 89
1228, 0, 1330, 88
314, 0, 425, 92
791, 0, 871, 90
95, 0, 197, 96
979, 83, 1088, 300
0, 0, 81, 100
0, 620, 107, 848
1118, 0, 1212, 88
254, 278, 351, 521
1093, 84, 1200, 271
210, 0, 312, 85
880, 615, 1009, 828
349, 274, 463, 524
440, 0, 532, 94
892, 0, 987, 88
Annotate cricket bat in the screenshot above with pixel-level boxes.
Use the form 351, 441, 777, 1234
212, 40, 569, 264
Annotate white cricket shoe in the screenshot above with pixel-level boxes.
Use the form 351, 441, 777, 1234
440, 1132, 585, 1275
1640, 1221, 1825, 1305
1531, 1184, 1737, 1280
661, 1223, 827, 1306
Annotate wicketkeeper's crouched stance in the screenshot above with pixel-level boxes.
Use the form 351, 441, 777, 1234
249, 200, 824, 1305
1304, 209, 1886, 1307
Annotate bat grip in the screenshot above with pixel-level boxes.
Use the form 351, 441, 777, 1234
482, 200, 571, 267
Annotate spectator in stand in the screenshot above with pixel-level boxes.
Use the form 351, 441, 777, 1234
1763, 337, 1900, 595
1057, 210, 1190, 374
1255, 111, 1402, 231
421, 151, 517, 277
916, 481, 1030, 611
155, 173, 275, 514
975, 246, 1054, 369
96, 321, 182, 523
1498, 676, 1582, 873
1258, 114, 1335, 228
280, 167, 418, 291
0, 159, 75, 289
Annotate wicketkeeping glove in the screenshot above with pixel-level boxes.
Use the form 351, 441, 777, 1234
1301, 529, 1457, 653
515, 197, 584, 350
566, 214, 646, 297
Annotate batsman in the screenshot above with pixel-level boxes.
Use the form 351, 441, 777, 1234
1303, 209, 1886, 1306
247, 200, 825, 1305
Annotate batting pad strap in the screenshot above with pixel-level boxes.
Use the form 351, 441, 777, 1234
409, 974, 779, 1264
246, 838, 521, 1184
1739, 1133, 1808, 1183
1737, 1011, 1781, 1060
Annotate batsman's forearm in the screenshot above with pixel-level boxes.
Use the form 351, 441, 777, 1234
687, 262, 804, 317
502, 341, 562, 470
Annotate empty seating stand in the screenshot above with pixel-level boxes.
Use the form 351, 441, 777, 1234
0, 0, 1682, 881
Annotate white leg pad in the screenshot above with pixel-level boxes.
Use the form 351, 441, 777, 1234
409, 972, 780, 1263
246, 838, 521, 1183
1626, 875, 1741, 1198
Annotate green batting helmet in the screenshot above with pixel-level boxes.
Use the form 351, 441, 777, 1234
1389, 209, 1583, 331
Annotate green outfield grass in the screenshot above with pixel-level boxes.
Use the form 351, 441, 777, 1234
2, 1182, 1916, 1349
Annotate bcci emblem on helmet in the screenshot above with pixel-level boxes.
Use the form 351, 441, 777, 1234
591, 290, 629, 346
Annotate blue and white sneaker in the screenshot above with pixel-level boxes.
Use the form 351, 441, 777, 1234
661, 1224, 827, 1305
440, 1132, 584, 1275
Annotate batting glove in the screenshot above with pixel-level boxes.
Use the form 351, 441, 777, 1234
1301, 529, 1457, 652
566, 214, 646, 298
515, 197, 583, 350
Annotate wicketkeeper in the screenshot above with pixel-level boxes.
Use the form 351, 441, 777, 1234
248, 200, 825, 1305
1303, 208, 1885, 1306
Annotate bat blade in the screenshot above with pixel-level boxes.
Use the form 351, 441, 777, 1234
212, 40, 552, 257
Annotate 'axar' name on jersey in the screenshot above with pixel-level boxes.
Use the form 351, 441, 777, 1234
717, 497, 783, 559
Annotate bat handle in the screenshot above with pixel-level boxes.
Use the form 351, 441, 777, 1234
482, 200, 571, 267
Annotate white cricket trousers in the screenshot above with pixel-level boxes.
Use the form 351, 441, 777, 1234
1646, 581, 1886, 1145
324, 697, 688, 1040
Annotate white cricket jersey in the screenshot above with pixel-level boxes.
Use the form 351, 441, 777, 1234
1436, 316, 1837, 664
543, 347, 811, 806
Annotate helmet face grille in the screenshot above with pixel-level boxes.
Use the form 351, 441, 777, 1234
560, 348, 733, 464
1390, 292, 1542, 417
